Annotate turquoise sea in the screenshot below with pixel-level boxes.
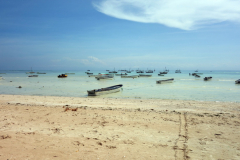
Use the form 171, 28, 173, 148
0, 70, 239, 102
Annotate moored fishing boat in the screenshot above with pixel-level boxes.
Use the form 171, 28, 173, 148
58, 74, 68, 78
115, 73, 127, 76
235, 79, 240, 84
95, 75, 114, 80
121, 75, 139, 78
37, 72, 46, 74
28, 75, 38, 77
204, 77, 212, 81
139, 74, 152, 77
87, 84, 123, 96
175, 69, 181, 73
156, 78, 174, 84
158, 74, 164, 76
159, 71, 168, 74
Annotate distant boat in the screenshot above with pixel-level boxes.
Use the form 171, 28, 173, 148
145, 70, 153, 73
58, 74, 68, 78
115, 73, 127, 76
121, 75, 139, 78
159, 71, 168, 74
139, 74, 152, 77
175, 69, 181, 73
95, 75, 114, 80
37, 72, 46, 74
87, 84, 123, 96
204, 77, 212, 81
195, 74, 201, 78
235, 79, 240, 84
158, 74, 164, 76
26, 67, 35, 74
156, 78, 174, 84
195, 69, 198, 72
28, 75, 38, 77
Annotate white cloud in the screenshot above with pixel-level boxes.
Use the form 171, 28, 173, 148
62, 56, 106, 66
88, 56, 106, 65
93, 0, 240, 30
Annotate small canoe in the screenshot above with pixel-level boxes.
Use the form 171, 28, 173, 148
95, 75, 114, 80
204, 77, 212, 81
156, 78, 174, 84
121, 75, 139, 78
58, 74, 68, 78
139, 74, 152, 77
235, 79, 240, 84
28, 75, 38, 77
87, 84, 123, 96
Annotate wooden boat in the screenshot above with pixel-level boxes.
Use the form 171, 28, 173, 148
195, 74, 201, 78
121, 75, 139, 78
115, 73, 127, 76
87, 84, 123, 96
160, 71, 168, 74
139, 74, 152, 77
204, 77, 212, 81
95, 75, 114, 80
175, 69, 181, 73
28, 75, 38, 77
26, 67, 35, 74
235, 79, 240, 84
156, 78, 174, 84
145, 70, 153, 73
58, 74, 68, 78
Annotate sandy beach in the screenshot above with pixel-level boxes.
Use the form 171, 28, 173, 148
1, 95, 240, 160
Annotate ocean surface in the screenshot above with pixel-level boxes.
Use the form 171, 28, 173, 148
0, 70, 239, 102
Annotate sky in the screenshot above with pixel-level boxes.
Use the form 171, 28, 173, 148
0, 0, 240, 71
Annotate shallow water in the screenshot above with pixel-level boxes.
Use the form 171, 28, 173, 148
0, 70, 239, 102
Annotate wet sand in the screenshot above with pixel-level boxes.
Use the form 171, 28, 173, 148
1, 95, 240, 160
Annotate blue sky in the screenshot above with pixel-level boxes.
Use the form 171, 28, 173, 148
1, 0, 240, 71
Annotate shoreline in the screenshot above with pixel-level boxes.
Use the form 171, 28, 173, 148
1, 94, 240, 159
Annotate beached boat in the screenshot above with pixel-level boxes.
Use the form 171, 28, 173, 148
28, 75, 38, 77
139, 74, 152, 77
58, 74, 68, 78
204, 77, 212, 81
87, 84, 123, 96
121, 75, 139, 78
235, 79, 240, 84
156, 78, 174, 84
